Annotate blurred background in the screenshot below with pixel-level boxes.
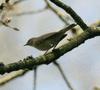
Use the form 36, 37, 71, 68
0, 0, 100, 90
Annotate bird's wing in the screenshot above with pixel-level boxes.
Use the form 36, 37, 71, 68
38, 32, 57, 41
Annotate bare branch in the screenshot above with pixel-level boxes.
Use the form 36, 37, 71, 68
0, 70, 28, 85
0, 20, 19, 31
14, 7, 48, 16
53, 61, 74, 90
45, 0, 70, 25
49, 0, 89, 30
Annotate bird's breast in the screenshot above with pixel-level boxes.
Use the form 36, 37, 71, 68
34, 41, 54, 51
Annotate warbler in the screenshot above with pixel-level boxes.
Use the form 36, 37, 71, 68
24, 24, 76, 53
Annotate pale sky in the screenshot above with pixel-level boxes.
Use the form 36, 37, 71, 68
0, 0, 100, 90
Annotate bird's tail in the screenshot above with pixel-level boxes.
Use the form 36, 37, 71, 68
59, 23, 76, 34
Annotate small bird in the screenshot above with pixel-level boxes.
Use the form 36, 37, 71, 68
24, 24, 76, 53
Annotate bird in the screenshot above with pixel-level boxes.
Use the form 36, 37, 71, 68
24, 24, 76, 54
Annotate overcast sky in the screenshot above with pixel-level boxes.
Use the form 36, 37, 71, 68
0, 0, 100, 90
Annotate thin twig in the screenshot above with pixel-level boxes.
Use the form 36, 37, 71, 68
53, 61, 74, 90
0, 20, 19, 31
33, 67, 37, 90
14, 7, 48, 16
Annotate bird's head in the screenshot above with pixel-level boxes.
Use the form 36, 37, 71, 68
24, 38, 36, 46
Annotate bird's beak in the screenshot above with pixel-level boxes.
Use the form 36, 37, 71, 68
24, 43, 27, 46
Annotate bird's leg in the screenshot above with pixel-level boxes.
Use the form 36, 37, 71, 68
52, 44, 58, 51
33, 66, 37, 90
44, 42, 59, 55
44, 49, 49, 55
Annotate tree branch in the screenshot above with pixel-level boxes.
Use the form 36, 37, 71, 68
0, 70, 28, 85
0, 26, 100, 75
44, 0, 70, 25
49, 0, 89, 30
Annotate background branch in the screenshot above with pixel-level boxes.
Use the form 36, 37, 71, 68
44, 0, 70, 25
0, 70, 28, 85
49, 0, 89, 30
53, 61, 74, 90
14, 6, 48, 16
